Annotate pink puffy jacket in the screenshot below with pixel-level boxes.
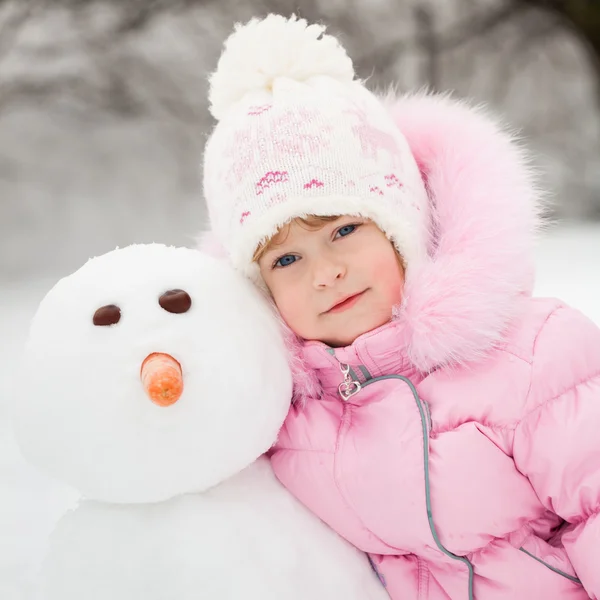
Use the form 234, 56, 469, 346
270, 94, 600, 599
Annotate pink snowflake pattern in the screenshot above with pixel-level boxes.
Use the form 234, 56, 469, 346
384, 174, 404, 189
345, 105, 401, 166
247, 104, 272, 116
221, 107, 331, 190
256, 171, 289, 195
409, 194, 422, 212
222, 127, 266, 190
369, 185, 384, 196
269, 108, 332, 156
239, 211, 251, 225
304, 179, 324, 189
265, 193, 287, 208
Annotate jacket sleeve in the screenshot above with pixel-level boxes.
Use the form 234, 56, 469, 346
513, 304, 600, 599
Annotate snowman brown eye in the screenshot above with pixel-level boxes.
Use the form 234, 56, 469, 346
159, 289, 192, 314
93, 304, 121, 326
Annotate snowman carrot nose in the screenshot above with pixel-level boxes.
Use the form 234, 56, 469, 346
140, 353, 183, 407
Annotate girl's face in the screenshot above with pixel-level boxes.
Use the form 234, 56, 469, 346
258, 217, 405, 347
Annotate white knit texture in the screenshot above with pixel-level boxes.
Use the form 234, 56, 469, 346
203, 14, 430, 275
208, 14, 354, 120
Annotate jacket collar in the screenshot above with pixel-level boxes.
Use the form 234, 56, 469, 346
300, 318, 423, 399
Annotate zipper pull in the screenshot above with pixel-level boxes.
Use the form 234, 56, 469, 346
338, 362, 362, 401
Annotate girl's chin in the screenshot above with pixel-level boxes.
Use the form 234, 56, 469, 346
322, 326, 377, 348
327, 315, 394, 347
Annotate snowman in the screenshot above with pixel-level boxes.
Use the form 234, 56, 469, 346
13, 244, 388, 600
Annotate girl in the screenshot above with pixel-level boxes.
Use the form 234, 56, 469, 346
201, 14, 600, 600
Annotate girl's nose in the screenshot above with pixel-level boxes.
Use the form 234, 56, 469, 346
312, 256, 347, 288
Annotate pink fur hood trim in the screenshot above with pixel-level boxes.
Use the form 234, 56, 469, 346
385, 92, 543, 372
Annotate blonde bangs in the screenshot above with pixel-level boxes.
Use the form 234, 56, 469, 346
252, 215, 341, 262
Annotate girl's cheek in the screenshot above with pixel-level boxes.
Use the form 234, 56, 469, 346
374, 254, 405, 301
283, 288, 304, 317
273, 285, 297, 316
391, 271, 405, 305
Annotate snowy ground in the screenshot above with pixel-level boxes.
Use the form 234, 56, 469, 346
0, 223, 599, 598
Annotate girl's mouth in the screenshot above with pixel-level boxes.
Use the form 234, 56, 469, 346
326, 290, 367, 314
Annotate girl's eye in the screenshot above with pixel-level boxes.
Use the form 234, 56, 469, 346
335, 224, 358, 238
274, 254, 299, 268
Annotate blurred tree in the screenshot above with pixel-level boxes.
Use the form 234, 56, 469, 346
523, 1, 600, 101
2, 0, 600, 114
459, 1, 600, 105
0, 0, 598, 278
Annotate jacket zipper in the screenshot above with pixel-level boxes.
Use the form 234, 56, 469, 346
335, 361, 475, 600
338, 362, 362, 400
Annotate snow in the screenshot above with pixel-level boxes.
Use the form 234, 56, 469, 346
0, 223, 599, 598
0, 276, 80, 600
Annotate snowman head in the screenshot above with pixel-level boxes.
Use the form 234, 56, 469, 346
14, 244, 292, 503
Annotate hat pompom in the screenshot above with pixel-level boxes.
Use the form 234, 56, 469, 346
208, 14, 355, 120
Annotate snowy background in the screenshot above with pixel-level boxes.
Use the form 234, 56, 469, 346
1, 0, 599, 598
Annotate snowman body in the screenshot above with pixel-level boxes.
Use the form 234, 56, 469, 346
15, 245, 388, 600
42, 458, 385, 600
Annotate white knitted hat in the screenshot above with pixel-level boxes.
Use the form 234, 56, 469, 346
203, 14, 430, 280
